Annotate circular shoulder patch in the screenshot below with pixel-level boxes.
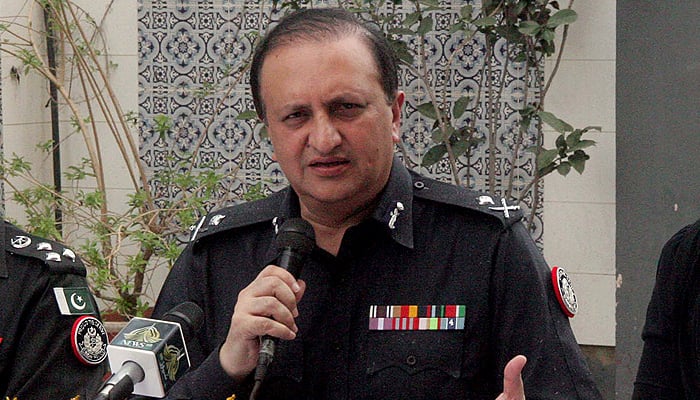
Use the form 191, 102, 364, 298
551, 266, 578, 317
71, 315, 108, 365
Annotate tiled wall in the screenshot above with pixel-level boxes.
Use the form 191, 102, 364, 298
0, 0, 616, 346
137, 0, 543, 237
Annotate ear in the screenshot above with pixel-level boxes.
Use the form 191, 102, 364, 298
391, 91, 405, 143
262, 118, 276, 161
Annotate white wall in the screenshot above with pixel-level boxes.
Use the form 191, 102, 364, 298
543, 0, 616, 346
1, 0, 54, 219
1, 0, 138, 215
0, 0, 154, 303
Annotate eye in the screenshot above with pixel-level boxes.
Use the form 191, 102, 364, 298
332, 103, 364, 118
284, 111, 304, 120
282, 110, 310, 126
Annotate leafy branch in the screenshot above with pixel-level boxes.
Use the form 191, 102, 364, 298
0, 0, 256, 316
366, 0, 598, 226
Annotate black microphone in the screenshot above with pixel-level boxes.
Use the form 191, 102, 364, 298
94, 301, 204, 400
250, 218, 315, 400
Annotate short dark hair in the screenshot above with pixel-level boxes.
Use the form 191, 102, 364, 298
249, 8, 399, 120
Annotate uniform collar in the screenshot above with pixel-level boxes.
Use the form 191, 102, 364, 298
1, 221, 9, 278
277, 187, 302, 222
370, 156, 414, 249
264, 188, 304, 264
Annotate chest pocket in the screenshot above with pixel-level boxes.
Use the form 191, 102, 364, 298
365, 330, 463, 378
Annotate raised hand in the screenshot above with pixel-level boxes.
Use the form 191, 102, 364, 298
496, 355, 527, 400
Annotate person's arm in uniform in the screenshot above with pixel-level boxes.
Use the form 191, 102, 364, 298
150, 234, 252, 399
633, 219, 700, 399
149, 199, 284, 400
491, 220, 602, 399
0, 222, 109, 399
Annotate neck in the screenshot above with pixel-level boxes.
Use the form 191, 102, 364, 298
299, 198, 378, 256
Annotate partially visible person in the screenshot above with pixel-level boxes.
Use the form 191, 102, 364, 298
0, 220, 109, 399
151, 7, 601, 400
633, 218, 700, 399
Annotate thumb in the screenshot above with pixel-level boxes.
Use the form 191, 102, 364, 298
497, 355, 527, 400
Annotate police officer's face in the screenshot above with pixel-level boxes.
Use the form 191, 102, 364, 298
260, 35, 404, 215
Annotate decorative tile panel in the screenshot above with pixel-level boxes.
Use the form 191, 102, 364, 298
137, 1, 544, 244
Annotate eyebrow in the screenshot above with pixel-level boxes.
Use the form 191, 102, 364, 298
274, 103, 307, 119
324, 91, 368, 106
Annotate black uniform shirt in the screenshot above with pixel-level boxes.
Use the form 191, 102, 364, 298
154, 158, 602, 400
633, 218, 700, 399
0, 221, 108, 399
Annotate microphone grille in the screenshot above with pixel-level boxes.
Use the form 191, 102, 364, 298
163, 301, 204, 333
276, 218, 315, 255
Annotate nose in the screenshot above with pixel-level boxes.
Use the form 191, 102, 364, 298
307, 114, 341, 154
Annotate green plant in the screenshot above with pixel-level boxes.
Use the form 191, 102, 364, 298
0, 0, 246, 316
348, 0, 599, 226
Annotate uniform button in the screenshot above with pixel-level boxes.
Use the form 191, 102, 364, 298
414, 181, 425, 190
406, 355, 417, 366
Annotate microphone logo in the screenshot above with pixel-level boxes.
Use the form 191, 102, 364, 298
163, 344, 185, 380
108, 317, 191, 394
124, 324, 162, 343
96, 302, 203, 399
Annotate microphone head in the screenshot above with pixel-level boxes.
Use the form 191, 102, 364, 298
162, 301, 204, 341
276, 218, 315, 255
106, 302, 204, 398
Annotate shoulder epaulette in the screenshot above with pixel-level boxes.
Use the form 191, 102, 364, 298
408, 171, 523, 227
3, 222, 87, 275
189, 189, 287, 243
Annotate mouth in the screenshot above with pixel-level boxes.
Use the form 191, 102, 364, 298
308, 158, 350, 176
310, 159, 349, 168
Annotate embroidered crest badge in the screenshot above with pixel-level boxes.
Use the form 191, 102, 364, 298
551, 266, 578, 317
71, 315, 108, 365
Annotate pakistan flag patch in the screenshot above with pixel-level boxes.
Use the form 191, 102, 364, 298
54, 287, 96, 315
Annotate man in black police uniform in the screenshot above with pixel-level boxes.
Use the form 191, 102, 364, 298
633, 217, 700, 399
152, 8, 602, 400
0, 220, 109, 399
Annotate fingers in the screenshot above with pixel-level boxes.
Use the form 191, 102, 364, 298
234, 265, 306, 339
496, 355, 527, 400
220, 265, 306, 379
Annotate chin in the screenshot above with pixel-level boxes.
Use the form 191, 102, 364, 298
309, 191, 353, 204
298, 178, 378, 204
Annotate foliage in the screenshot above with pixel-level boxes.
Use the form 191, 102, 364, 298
0, 0, 244, 317
348, 0, 599, 224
